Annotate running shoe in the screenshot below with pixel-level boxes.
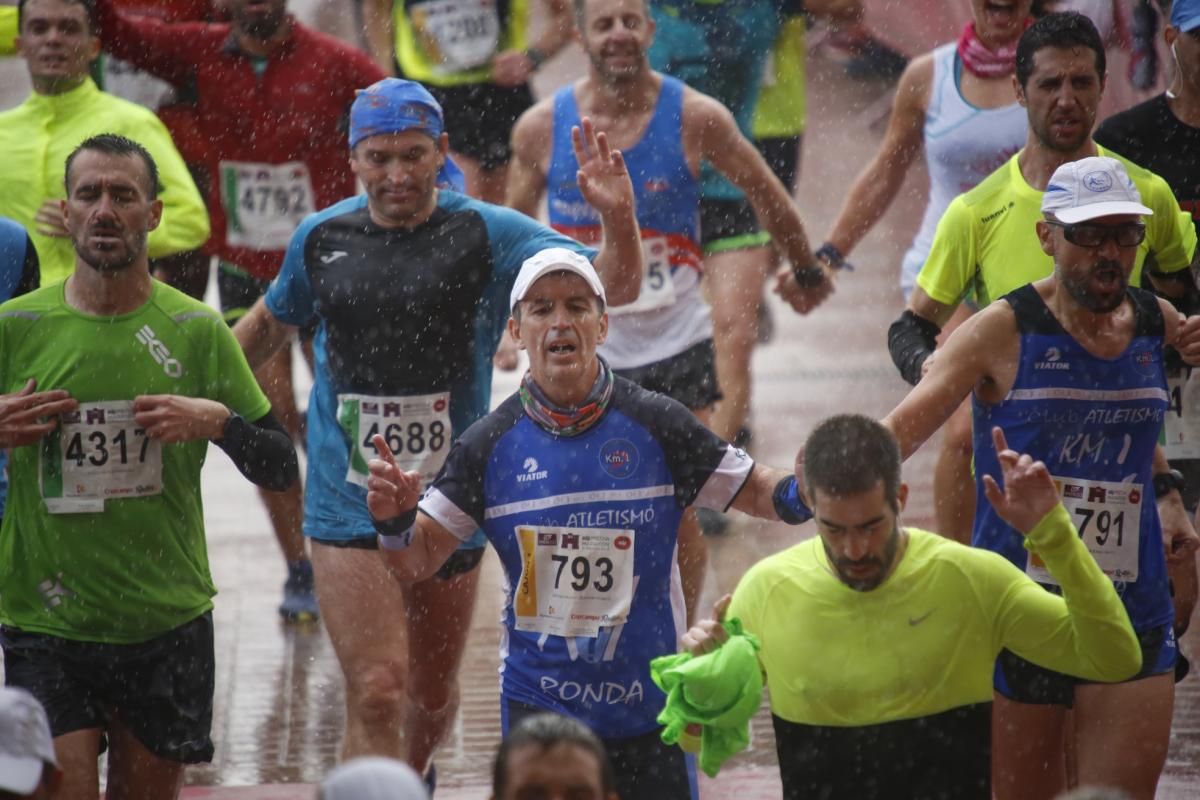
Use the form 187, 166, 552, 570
279, 559, 319, 623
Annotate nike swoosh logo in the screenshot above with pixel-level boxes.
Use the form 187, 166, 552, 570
320, 251, 348, 264
908, 610, 934, 626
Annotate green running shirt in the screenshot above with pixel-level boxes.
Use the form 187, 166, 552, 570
0, 281, 269, 644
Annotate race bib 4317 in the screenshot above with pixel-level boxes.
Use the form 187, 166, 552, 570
40, 401, 163, 514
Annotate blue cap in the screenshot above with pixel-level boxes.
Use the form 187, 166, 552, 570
349, 78, 466, 192
1173, 0, 1200, 32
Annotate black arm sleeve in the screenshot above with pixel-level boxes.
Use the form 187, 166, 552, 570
213, 411, 299, 492
15, 233, 39, 298
888, 310, 941, 386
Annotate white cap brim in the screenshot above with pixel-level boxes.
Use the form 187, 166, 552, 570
0, 755, 43, 794
510, 248, 605, 312
1052, 200, 1153, 224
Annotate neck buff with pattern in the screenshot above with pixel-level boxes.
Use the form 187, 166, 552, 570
519, 357, 615, 437
956, 19, 1031, 78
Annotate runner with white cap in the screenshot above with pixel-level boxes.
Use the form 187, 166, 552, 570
880, 156, 1200, 799
234, 78, 643, 782
0, 687, 61, 800
364, 246, 816, 800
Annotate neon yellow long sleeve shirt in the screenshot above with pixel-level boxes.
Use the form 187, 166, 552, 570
0, 79, 209, 285
730, 504, 1141, 727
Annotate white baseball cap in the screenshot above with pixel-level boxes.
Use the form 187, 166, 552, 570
510, 248, 606, 313
1041, 156, 1153, 224
0, 687, 58, 795
319, 757, 429, 800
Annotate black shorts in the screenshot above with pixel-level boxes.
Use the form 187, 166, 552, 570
218, 262, 316, 337
993, 622, 1178, 706
1, 613, 216, 764
614, 339, 722, 411
505, 699, 696, 800
699, 198, 770, 255
772, 704, 991, 800
422, 81, 534, 170
754, 134, 802, 192
310, 535, 487, 580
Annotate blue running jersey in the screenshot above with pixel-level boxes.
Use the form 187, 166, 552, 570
265, 192, 595, 542
420, 378, 753, 737
546, 77, 709, 368
972, 285, 1173, 632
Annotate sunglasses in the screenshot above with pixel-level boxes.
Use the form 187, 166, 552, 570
1046, 221, 1147, 248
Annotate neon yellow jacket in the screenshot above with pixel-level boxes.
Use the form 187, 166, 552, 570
1, 8, 16, 56
0, 79, 209, 285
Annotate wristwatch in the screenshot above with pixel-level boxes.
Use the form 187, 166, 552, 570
791, 262, 827, 288
524, 48, 548, 70
1153, 468, 1186, 499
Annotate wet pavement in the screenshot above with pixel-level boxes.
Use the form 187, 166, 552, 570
1, 0, 1197, 796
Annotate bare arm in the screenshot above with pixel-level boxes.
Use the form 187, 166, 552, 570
728, 464, 795, 519
506, 103, 554, 218
884, 301, 1017, 460
380, 513, 466, 582
573, 119, 643, 306
365, 434, 466, 581
491, 0, 573, 86
696, 96, 816, 274
907, 285, 960, 329
824, 55, 931, 256
233, 298, 297, 371
364, 0, 397, 73
528, 0, 573, 59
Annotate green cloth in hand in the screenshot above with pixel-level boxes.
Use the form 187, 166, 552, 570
650, 617, 763, 777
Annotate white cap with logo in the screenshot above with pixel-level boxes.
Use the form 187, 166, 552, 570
510, 248, 606, 313
0, 687, 58, 795
1041, 156, 1153, 224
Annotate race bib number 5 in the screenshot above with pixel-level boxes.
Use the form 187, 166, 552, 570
219, 161, 315, 251
336, 392, 450, 488
40, 401, 163, 513
608, 236, 676, 316
514, 525, 635, 637
1027, 476, 1141, 585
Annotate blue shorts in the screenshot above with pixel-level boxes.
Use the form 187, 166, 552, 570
994, 622, 1178, 706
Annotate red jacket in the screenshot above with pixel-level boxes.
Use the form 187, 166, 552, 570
95, 0, 385, 278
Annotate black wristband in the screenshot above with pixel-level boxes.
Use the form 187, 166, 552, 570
815, 243, 854, 271
887, 310, 941, 386
217, 412, 246, 445
524, 47, 548, 69
374, 506, 418, 538
1154, 469, 1186, 499
792, 263, 828, 289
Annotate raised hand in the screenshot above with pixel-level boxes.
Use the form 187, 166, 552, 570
680, 594, 732, 656
1177, 315, 1200, 366
0, 379, 78, 447
572, 116, 635, 220
366, 434, 423, 522
982, 426, 1060, 535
